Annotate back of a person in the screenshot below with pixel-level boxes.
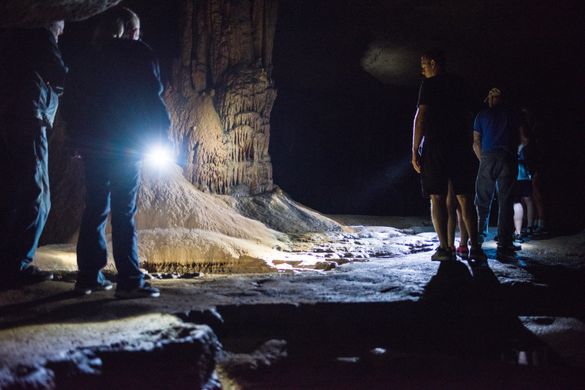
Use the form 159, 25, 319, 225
65, 37, 168, 157
476, 104, 519, 154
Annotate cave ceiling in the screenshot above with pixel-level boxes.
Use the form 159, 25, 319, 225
0, 0, 122, 27
360, 0, 583, 87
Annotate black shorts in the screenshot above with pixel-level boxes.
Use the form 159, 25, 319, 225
514, 179, 533, 200
420, 144, 477, 196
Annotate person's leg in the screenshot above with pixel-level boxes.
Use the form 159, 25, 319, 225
475, 155, 496, 239
513, 202, 524, 235
456, 194, 481, 249
446, 182, 457, 250
532, 172, 545, 229
457, 209, 469, 245
76, 156, 111, 286
522, 196, 534, 232
495, 154, 518, 248
430, 194, 449, 250
109, 159, 143, 290
1, 125, 51, 276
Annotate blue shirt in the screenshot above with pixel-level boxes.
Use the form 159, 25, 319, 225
473, 105, 520, 153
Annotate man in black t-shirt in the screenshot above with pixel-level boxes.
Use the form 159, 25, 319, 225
411, 51, 484, 262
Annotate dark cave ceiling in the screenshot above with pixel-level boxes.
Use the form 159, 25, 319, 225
0, 0, 121, 27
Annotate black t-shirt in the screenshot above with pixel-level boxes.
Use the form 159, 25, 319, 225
417, 73, 473, 148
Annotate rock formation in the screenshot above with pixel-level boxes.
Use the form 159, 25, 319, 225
5, 0, 344, 274
165, 0, 278, 195
0, 0, 121, 27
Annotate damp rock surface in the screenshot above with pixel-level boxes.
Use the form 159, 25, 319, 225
1, 219, 584, 388
0, 314, 220, 390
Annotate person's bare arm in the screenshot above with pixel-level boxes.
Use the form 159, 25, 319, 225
473, 131, 482, 160
412, 105, 427, 173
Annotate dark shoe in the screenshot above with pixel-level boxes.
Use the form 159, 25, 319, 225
513, 233, 525, 243
431, 247, 456, 262
496, 246, 516, 261
522, 227, 533, 237
478, 233, 487, 245
115, 283, 160, 299
16, 266, 53, 285
74, 279, 113, 296
469, 247, 487, 263
456, 245, 469, 260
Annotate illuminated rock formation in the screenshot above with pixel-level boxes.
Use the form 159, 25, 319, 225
165, 0, 278, 195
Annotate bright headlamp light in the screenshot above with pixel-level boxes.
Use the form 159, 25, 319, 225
144, 144, 174, 170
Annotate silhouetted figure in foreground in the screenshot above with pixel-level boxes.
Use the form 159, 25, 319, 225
411, 50, 485, 262
473, 88, 522, 260
63, 7, 170, 298
0, 21, 66, 287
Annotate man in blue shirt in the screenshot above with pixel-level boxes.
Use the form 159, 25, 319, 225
473, 88, 522, 259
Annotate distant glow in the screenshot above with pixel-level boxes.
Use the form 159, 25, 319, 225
145, 144, 174, 170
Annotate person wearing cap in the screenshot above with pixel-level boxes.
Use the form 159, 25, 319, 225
412, 50, 485, 262
473, 87, 523, 259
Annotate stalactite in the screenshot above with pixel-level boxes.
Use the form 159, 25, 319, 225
166, 0, 277, 196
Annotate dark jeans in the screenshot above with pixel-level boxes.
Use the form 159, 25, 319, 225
475, 150, 517, 246
0, 123, 50, 275
77, 156, 143, 289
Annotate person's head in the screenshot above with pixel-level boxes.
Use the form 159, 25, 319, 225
484, 87, 503, 108
46, 20, 65, 42
117, 7, 140, 40
93, 6, 140, 44
420, 50, 445, 78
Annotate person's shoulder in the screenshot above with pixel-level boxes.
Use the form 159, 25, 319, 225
476, 107, 491, 117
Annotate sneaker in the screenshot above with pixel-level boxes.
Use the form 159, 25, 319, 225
431, 247, 456, 262
513, 233, 525, 243
16, 265, 53, 285
456, 245, 469, 260
115, 283, 160, 299
74, 279, 113, 296
522, 227, 533, 237
468, 247, 487, 263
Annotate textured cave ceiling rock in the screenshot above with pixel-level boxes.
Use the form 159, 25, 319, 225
0, 0, 121, 27
360, 0, 582, 87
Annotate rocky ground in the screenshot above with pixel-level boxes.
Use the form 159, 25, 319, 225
1, 216, 584, 389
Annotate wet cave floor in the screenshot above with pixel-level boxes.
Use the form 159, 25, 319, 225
1, 220, 584, 389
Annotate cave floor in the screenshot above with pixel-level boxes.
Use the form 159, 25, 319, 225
1, 217, 584, 389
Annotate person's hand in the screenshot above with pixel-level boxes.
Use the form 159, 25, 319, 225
411, 151, 421, 173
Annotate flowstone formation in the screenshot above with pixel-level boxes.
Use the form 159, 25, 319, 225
8, 0, 344, 274
165, 0, 278, 196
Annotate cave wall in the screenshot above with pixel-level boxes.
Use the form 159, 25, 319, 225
165, 0, 278, 195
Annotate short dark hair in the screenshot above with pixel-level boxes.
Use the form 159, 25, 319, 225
93, 6, 139, 44
421, 50, 446, 67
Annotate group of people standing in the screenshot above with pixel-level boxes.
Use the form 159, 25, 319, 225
412, 50, 545, 263
0, 6, 169, 298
